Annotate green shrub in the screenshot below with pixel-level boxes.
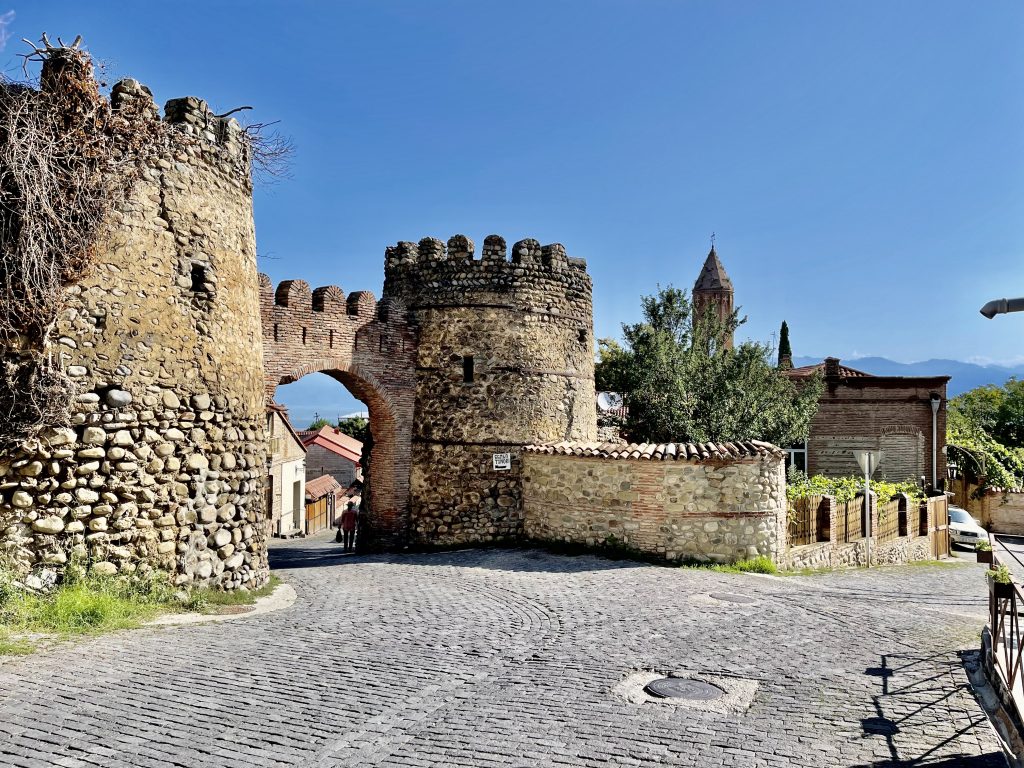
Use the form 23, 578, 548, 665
991, 564, 1013, 585
976, 540, 993, 552
786, 468, 925, 505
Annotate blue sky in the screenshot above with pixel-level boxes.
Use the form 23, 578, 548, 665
12, 2, 1024, 426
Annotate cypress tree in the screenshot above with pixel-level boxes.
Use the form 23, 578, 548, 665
778, 321, 793, 369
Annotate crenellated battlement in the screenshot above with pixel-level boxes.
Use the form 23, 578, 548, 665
383, 233, 587, 271
109, 78, 251, 175
259, 273, 416, 400
382, 233, 592, 321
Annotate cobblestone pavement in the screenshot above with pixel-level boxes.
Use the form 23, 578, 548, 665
0, 538, 1007, 767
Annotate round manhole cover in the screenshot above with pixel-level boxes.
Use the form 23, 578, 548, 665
644, 677, 724, 701
709, 592, 756, 604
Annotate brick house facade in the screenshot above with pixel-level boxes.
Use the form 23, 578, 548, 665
786, 358, 949, 486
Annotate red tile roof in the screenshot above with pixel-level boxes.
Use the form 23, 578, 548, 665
786, 361, 873, 378
299, 426, 363, 463
305, 474, 342, 502
525, 440, 782, 461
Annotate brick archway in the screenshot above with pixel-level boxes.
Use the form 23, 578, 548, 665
260, 275, 416, 548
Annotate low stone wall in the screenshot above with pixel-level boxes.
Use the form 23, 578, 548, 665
522, 441, 786, 564
786, 494, 945, 570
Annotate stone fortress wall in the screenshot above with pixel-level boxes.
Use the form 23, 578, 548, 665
522, 442, 787, 563
0, 79, 270, 589
383, 235, 598, 546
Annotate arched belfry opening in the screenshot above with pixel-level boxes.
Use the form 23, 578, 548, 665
259, 275, 417, 549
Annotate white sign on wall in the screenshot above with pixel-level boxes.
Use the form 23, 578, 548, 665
492, 453, 511, 471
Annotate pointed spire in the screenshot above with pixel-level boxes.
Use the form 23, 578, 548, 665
694, 244, 732, 293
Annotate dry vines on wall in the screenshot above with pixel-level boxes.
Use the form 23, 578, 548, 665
0, 35, 159, 445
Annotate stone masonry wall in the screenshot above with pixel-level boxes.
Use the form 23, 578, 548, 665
384, 235, 598, 547
522, 447, 786, 564
0, 81, 269, 588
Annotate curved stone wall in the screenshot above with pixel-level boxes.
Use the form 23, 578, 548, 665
0, 81, 269, 588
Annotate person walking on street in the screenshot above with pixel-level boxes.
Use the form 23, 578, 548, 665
340, 501, 358, 552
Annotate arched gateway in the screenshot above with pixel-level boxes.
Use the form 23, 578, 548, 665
261, 233, 597, 552
259, 275, 416, 548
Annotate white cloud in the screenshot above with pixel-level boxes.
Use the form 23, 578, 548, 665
0, 11, 14, 53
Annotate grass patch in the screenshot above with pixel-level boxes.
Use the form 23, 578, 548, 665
710, 555, 778, 575
192, 574, 281, 609
0, 633, 33, 656
0, 565, 281, 656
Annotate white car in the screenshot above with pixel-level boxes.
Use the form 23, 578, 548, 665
948, 506, 988, 548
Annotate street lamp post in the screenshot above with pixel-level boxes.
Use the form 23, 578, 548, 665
980, 297, 1024, 319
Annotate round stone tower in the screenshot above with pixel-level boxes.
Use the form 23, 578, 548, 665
0, 78, 269, 588
383, 234, 597, 546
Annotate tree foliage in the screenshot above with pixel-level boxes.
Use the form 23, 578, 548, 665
777, 321, 792, 368
306, 413, 331, 431
336, 415, 370, 444
947, 380, 1024, 493
610, 286, 823, 445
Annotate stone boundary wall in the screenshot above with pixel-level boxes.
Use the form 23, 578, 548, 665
521, 442, 786, 564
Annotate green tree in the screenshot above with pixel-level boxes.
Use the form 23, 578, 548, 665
594, 338, 631, 393
336, 415, 370, 444
777, 320, 792, 369
995, 378, 1024, 447
616, 286, 822, 445
306, 413, 331, 430
948, 379, 1024, 494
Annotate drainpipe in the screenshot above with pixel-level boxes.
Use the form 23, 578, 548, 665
930, 393, 941, 490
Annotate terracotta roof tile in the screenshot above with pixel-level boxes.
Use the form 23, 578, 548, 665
305, 474, 342, 502
523, 440, 783, 461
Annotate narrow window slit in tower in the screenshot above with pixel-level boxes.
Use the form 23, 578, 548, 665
329, 329, 334, 349
273, 324, 279, 342
578, 329, 587, 344
302, 327, 307, 345
190, 263, 207, 294
463, 356, 474, 383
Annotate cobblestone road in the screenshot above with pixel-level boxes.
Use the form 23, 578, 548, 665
0, 538, 1007, 767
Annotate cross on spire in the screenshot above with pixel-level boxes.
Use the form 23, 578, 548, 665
710, 232, 716, 251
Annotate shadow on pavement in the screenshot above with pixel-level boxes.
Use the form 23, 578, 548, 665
268, 539, 648, 575
850, 651, 1008, 768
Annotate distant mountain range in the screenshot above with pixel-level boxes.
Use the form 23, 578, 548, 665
793, 356, 1024, 396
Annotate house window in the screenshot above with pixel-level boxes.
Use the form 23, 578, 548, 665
463, 355, 474, 383
784, 441, 807, 473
